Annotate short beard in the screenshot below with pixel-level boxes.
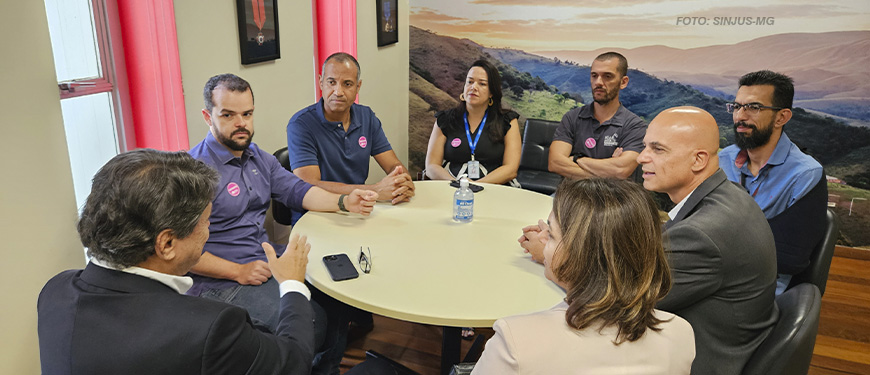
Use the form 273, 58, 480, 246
593, 87, 618, 105
733, 121, 773, 150
217, 129, 253, 151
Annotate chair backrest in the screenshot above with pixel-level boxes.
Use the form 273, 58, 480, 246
742, 283, 821, 375
789, 209, 839, 295
519, 118, 559, 171
271, 147, 294, 225
274, 146, 291, 171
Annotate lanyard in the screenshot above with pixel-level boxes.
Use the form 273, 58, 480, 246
463, 111, 488, 160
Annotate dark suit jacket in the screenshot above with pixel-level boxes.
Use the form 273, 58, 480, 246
658, 170, 778, 375
38, 263, 315, 375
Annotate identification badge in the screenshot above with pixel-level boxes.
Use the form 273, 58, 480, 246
467, 160, 480, 179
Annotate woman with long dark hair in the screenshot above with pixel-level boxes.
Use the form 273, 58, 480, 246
425, 59, 521, 185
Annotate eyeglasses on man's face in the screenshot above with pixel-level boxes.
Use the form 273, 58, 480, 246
358, 246, 371, 274
725, 102, 784, 115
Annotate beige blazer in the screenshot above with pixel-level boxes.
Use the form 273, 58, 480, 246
472, 302, 695, 375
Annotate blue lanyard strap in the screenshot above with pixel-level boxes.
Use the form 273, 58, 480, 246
463, 111, 488, 158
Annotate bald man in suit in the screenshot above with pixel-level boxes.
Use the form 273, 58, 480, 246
637, 107, 778, 375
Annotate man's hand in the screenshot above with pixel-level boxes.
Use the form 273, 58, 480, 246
234, 260, 272, 285
263, 235, 310, 283
517, 219, 549, 264
346, 189, 378, 216
374, 166, 415, 204
611, 147, 624, 158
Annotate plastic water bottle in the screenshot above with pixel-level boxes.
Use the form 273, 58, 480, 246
453, 176, 474, 223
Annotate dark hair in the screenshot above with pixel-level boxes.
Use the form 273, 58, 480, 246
78, 149, 219, 268
203, 73, 253, 112
443, 59, 508, 143
321, 52, 361, 81
551, 178, 672, 344
594, 52, 628, 78
738, 70, 794, 109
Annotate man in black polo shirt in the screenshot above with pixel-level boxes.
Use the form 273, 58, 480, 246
547, 51, 646, 180
521, 52, 647, 262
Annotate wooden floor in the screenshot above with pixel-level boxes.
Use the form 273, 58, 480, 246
340, 246, 870, 375
809, 247, 870, 375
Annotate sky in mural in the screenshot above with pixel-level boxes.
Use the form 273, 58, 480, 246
410, 0, 870, 51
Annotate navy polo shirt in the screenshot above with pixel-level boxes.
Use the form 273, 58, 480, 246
287, 99, 393, 185
553, 104, 646, 159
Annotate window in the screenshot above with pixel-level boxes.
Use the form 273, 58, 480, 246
44, 0, 128, 211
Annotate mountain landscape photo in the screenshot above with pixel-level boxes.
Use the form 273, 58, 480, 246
409, 25, 870, 246
534, 30, 870, 126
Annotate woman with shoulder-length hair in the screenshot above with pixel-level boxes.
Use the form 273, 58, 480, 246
425, 59, 521, 186
472, 178, 695, 374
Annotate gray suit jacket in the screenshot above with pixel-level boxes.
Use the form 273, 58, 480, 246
38, 263, 315, 375
658, 169, 778, 375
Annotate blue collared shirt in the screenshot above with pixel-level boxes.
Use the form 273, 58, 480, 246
187, 132, 313, 295
720, 132, 823, 219
286, 99, 393, 185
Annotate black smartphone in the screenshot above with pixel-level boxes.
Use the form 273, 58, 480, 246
323, 254, 359, 281
449, 180, 484, 192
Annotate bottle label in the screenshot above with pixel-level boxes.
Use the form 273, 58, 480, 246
455, 198, 473, 221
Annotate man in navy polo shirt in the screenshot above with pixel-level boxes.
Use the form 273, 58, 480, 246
287, 52, 414, 223
188, 73, 378, 375
547, 51, 647, 181
719, 70, 826, 295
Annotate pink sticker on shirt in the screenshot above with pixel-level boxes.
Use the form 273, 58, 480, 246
585, 137, 597, 148
451, 138, 462, 147
227, 182, 240, 197
358, 136, 368, 148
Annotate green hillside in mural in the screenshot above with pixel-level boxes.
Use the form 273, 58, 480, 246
409, 25, 870, 246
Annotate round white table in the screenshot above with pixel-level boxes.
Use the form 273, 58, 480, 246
294, 180, 564, 373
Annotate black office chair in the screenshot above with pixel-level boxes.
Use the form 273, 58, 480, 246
742, 283, 821, 375
788, 208, 839, 296
271, 147, 295, 225
515, 118, 563, 195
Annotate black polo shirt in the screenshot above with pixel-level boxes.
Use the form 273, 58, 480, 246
553, 104, 646, 159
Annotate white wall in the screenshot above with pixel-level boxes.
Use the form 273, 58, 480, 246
174, 0, 410, 182
0, 1, 85, 373
358, 0, 410, 183
175, 0, 317, 155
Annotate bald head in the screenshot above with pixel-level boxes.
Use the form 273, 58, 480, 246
637, 106, 721, 203
655, 106, 720, 153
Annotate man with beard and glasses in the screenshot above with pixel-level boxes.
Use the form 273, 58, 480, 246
520, 52, 647, 263
187, 74, 378, 358
719, 70, 826, 295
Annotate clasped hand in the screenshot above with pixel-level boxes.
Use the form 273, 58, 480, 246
517, 219, 549, 264
374, 166, 415, 204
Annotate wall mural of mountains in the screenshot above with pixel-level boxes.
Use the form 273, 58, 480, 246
534, 30, 870, 125
409, 25, 870, 246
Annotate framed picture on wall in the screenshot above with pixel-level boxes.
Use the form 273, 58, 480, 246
236, 0, 280, 64
376, 0, 398, 46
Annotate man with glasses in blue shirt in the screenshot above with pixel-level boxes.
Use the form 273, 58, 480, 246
719, 70, 826, 295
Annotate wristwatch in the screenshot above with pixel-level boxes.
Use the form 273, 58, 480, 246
338, 194, 349, 212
